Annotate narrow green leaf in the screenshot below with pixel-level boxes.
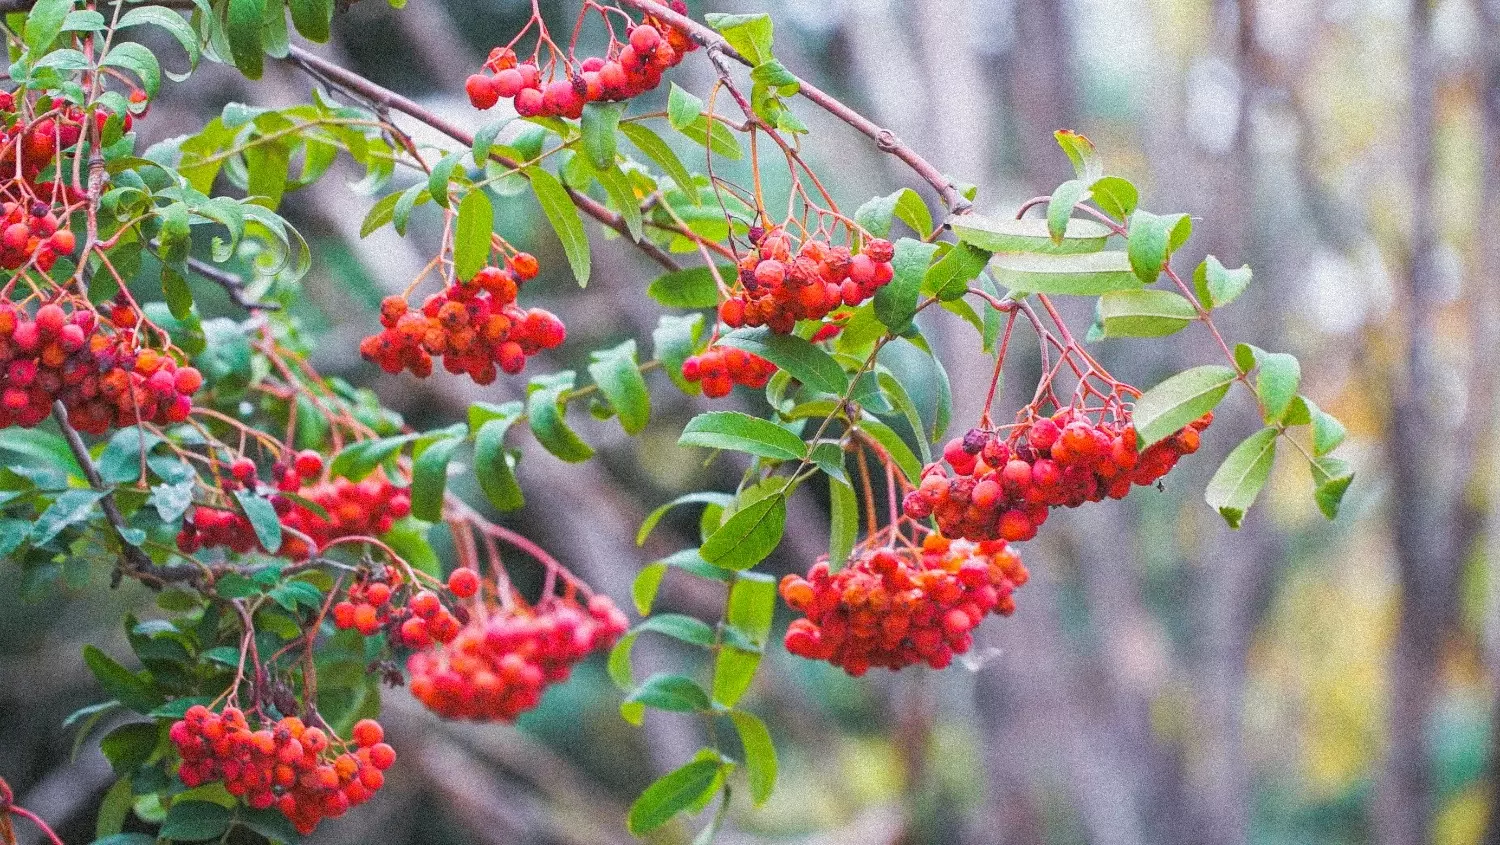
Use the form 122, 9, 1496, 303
625, 673, 712, 713
287, 0, 333, 41
923, 241, 992, 301
1205, 427, 1277, 529
719, 328, 849, 396
873, 238, 938, 332
680, 412, 806, 462
474, 416, 524, 511
632, 562, 668, 615
951, 215, 1110, 255
232, 489, 282, 552
83, 646, 164, 714
1047, 179, 1086, 243
101, 42, 162, 98
653, 313, 705, 394
635, 614, 717, 648
1237, 344, 1301, 423
526, 166, 590, 285
700, 494, 786, 570
33, 488, 109, 546
24, 0, 71, 54
1193, 255, 1253, 309
225, 0, 266, 79
1055, 129, 1103, 181
991, 250, 1142, 296
705, 11, 775, 63
1310, 401, 1347, 457
668, 83, 705, 130
527, 373, 595, 463
410, 436, 463, 522
728, 711, 777, 805
1126, 210, 1191, 283
588, 340, 650, 435
726, 573, 776, 644
858, 417, 923, 483
1098, 289, 1196, 338
828, 476, 858, 572
581, 102, 623, 169
627, 758, 723, 835
648, 265, 730, 309
1090, 175, 1138, 221
1133, 365, 1236, 449
1310, 456, 1354, 520
159, 801, 232, 841
450, 189, 495, 283
638, 492, 734, 547
620, 122, 698, 202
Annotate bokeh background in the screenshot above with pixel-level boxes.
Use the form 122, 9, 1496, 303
3, 0, 1498, 843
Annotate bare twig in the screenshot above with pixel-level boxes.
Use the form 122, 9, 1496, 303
51, 400, 159, 587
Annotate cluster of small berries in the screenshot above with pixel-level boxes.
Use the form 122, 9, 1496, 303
333, 571, 469, 651
902, 410, 1212, 543
407, 594, 628, 722
719, 229, 895, 334
0, 201, 75, 272
681, 345, 776, 398
780, 534, 1028, 676
360, 260, 563, 383
465, 4, 696, 117
177, 454, 410, 560
170, 707, 395, 836
0, 91, 138, 200
0, 300, 201, 434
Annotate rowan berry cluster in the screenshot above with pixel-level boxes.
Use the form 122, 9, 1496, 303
169, 707, 394, 836
465, 3, 696, 117
0, 92, 132, 203
719, 229, 895, 334
360, 260, 563, 383
902, 409, 1212, 542
0, 201, 75, 272
0, 300, 201, 434
681, 344, 776, 397
177, 457, 411, 560
328, 569, 463, 651
407, 594, 628, 722
780, 534, 1028, 676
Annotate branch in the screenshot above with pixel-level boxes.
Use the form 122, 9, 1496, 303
614, 0, 972, 216
51, 400, 160, 588
187, 256, 281, 311
282, 46, 682, 273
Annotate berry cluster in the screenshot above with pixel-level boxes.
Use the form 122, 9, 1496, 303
360, 261, 563, 383
0, 300, 201, 434
681, 344, 776, 398
780, 534, 1028, 676
177, 458, 411, 560
0, 201, 75, 272
902, 410, 1212, 543
170, 707, 395, 836
719, 229, 895, 334
0, 93, 132, 202
407, 594, 628, 722
465, 5, 696, 117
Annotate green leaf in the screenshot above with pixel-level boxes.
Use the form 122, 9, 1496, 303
638, 492, 734, 547
653, 313, 706, 394
24, 0, 71, 54
667, 83, 704, 131
719, 328, 849, 396
232, 489, 282, 552
1237, 344, 1301, 423
581, 102, 623, 169
923, 241, 993, 301
288, 0, 333, 41
635, 613, 717, 648
620, 122, 697, 202
627, 758, 724, 835
588, 340, 650, 435
33, 488, 109, 546
859, 417, 924, 483
894, 189, 935, 238
96, 775, 135, 839
527, 372, 594, 463
452, 189, 494, 282
1126, 210, 1191, 283
728, 711, 777, 805
526, 166, 590, 285
83, 646, 164, 714
101, 42, 162, 98
474, 416, 524, 511
1133, 365, 1237, 449
700, 494, 786, 570
705, 12, 774, 64
991, 250, 1142, 296
1047, 179, 1087, 243
594, 163, 645, 241
827, 476, 858, 572
625, 673, 712, 714
159, 801, 232, 842
951, 215, 1110, 255
1205, 427, 1277, 529
1055, 129, 1102, 181
410, 435, 463, 522
872, 238, 936, 333
328, 433, 417, 481
647, 265, 730, 309
712, 646, 760, 710
427, 152, 464, 209
1309, 400, 1347, 456
1098, 289, 1197, 338
680, 412, 806, 461
98, 427, 162, 485
632, 562, 668, 615
726, 574, 776, 644
1193, 255, 1253, 309
225, 0, 266, 79
1090, 175, 1138, 221
1310, 456, 1354, 520
243, 140, 290, 210
99, 722, 158, 775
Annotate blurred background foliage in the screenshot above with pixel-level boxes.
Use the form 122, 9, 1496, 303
3, 0, 1498, 843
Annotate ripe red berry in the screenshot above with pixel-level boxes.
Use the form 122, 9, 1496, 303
351, 720, 384, 748
447, 567, 480, 598
465, 74, 500, 109
294, 449, 324, 478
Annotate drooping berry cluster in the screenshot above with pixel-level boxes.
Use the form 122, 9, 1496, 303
0, 92, 134, 205
465, 4, 696, 117
780, 534, 1028, 676
0, 201, 75, 272
170, 707, 395, 836
407, 594, 628, 722
902, 410, 1212, 543
360, 260, 563, 383
0, 300, 201, 434
681, 344, 777, 398
719, 229, 895, 334
177, 457, 411, 561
